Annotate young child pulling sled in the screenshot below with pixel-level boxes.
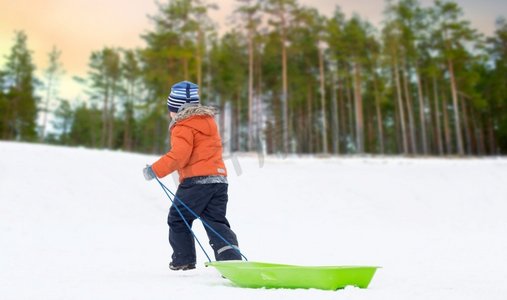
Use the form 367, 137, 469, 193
143, 81, 241, 270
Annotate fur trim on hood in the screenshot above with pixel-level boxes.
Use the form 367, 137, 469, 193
170, 104, 218, 129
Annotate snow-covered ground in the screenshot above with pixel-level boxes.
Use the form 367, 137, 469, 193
1, 141, 507, 300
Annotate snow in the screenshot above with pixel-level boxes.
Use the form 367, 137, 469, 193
1, 141, 507, 300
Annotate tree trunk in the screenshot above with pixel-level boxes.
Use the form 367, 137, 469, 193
236, 93, 241, 151
338, 67, 346, 154
416, 69, 428, 155
460, 95, 472, 155
299, 105, 305, 153
447, 58, 464, 155
345, 66, 355, 153
107, 84, 116, 149
331, 61, 340, 154
487, 117, 496, 155
289, 101, 294, 152
256, 48, 263, 153
219, 97, 225, 144
123, 82, 134, 151
123, 106, 131, 151
280, 10, 289, 154
432, 76, 444, 155
40, 74, 53, 141
471, 109, 485, 155
424, 77, 434, 153
247, 27, 254, 151
373, 71, 384, 154
307, 85, 313, 153
442, 95, 452, 154
353, 61, 364, 154
401, 62, 417, 154
365, 101, 375, 153
393, 55, 408, 154
393, 83, 401, 153
318, 46, 328, 154
196, 28, 203, 88
101, 86, 109, 148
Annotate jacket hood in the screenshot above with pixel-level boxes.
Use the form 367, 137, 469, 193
170, 105, 218, 135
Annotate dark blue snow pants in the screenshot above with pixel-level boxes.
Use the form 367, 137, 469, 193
168, 179, 241, 266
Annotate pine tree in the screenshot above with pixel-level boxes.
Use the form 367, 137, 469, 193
52, 99, 73, 145
40, 46, 64, 141
235, 0, 262, 151
121, 49, 141, 151
484, 17, 507, 153
327, 7, 347, 154
69, 103, 102, 147
290, 6, 329, 154
383, 18, 409, 154
2, 31, 38, 141
209, 31, 248, 151
342, 15, 373, 154
0, 71, 6, 135
264, 0, 298, 154
431, 0, 480, 155
393, 0, 430, 154
87, 48, 121, 149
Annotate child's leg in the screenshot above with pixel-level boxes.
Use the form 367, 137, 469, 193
201, 183, 242, 261
168, 182, 213, 266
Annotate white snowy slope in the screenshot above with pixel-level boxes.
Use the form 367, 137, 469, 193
1, 141, 507, 300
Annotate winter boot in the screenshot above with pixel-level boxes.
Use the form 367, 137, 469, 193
169, 262, 196, 271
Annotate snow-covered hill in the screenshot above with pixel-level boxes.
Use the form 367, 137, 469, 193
1, 141, 507, 300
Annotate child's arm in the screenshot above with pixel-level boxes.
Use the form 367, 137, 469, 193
151, 126, 194, 178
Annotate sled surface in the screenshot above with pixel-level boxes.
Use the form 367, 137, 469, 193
206, 261, 379, 290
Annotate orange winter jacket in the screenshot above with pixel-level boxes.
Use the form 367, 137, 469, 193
151, 105, 227, 182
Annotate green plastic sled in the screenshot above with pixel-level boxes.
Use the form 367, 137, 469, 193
205, 261, 379, 290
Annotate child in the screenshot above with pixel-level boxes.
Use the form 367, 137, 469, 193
143, 81, 241, 271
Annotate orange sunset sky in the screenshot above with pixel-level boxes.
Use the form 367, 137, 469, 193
1, 0, 506, 101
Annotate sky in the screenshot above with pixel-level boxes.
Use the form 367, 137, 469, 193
1, 0, 506, 102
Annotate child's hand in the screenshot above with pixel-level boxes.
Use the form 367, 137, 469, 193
143, 165, 156, 181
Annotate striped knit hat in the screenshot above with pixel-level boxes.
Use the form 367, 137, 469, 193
167, 81, 200, 112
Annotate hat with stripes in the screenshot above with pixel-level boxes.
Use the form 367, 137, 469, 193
167, 81, 200, 113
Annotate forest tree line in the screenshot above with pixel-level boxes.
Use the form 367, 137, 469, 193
1, 0, 506, 155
